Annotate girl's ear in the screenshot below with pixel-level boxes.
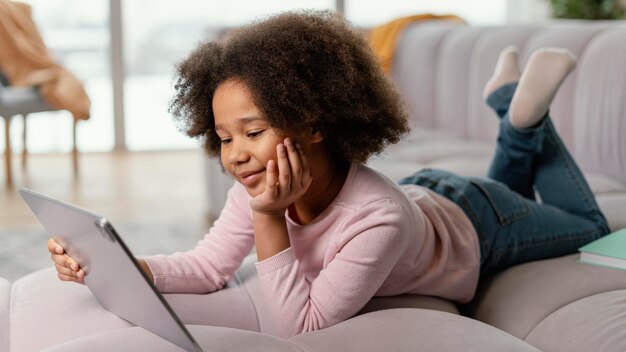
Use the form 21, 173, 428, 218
310, 131, 324, 144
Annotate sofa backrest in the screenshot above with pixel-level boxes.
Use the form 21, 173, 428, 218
391, 20, 626, 185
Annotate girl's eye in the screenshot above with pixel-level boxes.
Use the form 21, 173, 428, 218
247, 130, 264, 138
220, 138, 232, 145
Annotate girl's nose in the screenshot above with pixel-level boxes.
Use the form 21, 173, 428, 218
227, 143, 249, 165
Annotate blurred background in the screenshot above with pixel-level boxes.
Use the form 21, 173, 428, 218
1, 0, 549, 155
3, 0, 622, 282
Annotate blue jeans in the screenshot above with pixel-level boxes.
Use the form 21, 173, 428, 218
399, 83, 609, 276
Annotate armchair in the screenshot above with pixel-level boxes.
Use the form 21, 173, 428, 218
0, 0, 89, 187
0, 75, 80, 187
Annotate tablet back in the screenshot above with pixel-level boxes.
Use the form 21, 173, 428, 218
19, 188, 202, 352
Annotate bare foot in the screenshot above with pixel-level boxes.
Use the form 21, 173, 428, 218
483, 46, 520, 100
509, 48, 577, 129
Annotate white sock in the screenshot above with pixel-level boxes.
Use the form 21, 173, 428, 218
509, 48, 577, 129
483, 46, 521, 100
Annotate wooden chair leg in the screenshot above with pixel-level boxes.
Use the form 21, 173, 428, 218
4, 116, 12, 187
22, 114, 28, 168
72, 117, 79, 177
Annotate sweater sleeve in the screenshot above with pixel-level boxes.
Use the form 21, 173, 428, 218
143, 183, 255, 293
254, 199, 412, 338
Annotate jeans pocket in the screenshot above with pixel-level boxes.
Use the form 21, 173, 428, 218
469, 177, 530, 226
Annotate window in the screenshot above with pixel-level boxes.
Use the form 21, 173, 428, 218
123, 0, 334, 151
346, 0, 507, 26
9, 0, 113, 153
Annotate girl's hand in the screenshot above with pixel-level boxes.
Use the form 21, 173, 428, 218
250, 137, 312, 216
47, 238, 85, 284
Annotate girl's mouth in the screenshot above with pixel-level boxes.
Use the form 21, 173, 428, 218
238, 170, 264, 186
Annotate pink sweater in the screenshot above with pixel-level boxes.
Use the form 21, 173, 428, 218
144, 164, 480, 338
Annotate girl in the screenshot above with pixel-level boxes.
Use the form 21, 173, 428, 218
48, 11, 609, 338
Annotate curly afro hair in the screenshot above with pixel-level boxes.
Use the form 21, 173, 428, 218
170, 10, 409, 164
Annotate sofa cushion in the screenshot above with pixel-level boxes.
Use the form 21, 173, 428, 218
11, 256, 459, 351
596, 193, 626, 231
358, 294, 458, 316
585, 173, 626, 194
10, 268, 134, 352
1, 277, 10, 352
393, 21, 464, 130
40, 325, 299, 352
39, 309, 540, 352
465, 254, 626, 341
9, 266, 259, 352
524, 289, 626, 352
386, 140, 493, 165
367, 158, 425, 182
291, 308, 540, 352
573, 24, 626, 184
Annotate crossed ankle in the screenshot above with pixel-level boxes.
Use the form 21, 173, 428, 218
509, 48, 576, 129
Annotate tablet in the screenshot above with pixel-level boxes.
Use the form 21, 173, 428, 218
19, 188, 203, 352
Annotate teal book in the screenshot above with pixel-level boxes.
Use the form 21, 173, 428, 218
579, 228, 626, 270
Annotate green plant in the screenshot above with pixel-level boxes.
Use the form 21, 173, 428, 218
549, 0, 625, 19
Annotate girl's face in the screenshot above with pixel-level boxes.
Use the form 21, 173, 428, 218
212, 79, 286, 197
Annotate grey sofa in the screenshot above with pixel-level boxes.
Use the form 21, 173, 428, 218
3, 20, 626, 352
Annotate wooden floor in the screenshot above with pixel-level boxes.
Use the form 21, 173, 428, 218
1, 150, 223, 282
1, 150, 212, 230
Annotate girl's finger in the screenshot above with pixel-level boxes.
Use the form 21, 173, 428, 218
284, 138, 302, 181
276, 143, 291, 194
55, 263, 79, 278
47, 238, 64, 254
265, 160, 278, 198
50, 253, 79, 271
57, 272, 84, 283
65, 256, 80, 271
295, 142, 311, 187
295, 142, 309, 172
50, 253, 66, 267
